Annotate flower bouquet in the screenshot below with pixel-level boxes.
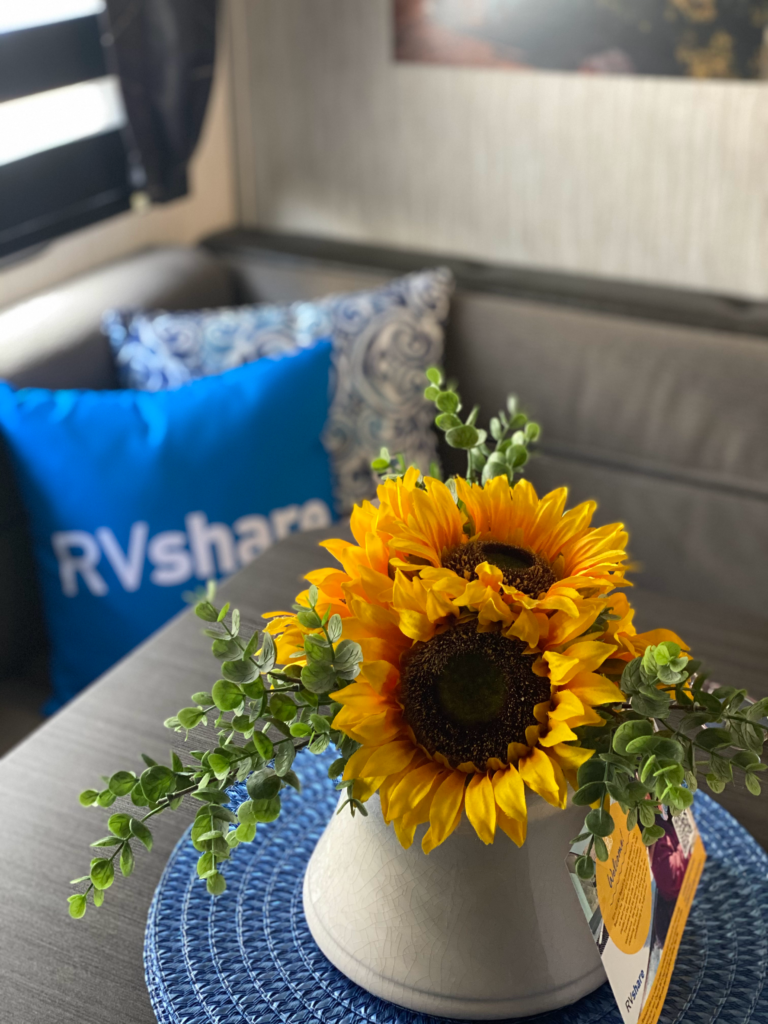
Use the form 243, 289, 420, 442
70, 368, 767, 1018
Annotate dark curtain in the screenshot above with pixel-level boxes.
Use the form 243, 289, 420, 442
103, 0, 218, 202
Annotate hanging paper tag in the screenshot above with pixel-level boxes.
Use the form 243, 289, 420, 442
567, 801, 706, 1024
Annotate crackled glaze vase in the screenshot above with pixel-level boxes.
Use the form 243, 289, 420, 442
303, 792, 605, 1019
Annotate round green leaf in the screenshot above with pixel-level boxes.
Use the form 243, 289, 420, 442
212, 678, 245, 711
195, 601, 218, 622
571, 782, 606, 806
445, 424, 481, 450
208, 753, 232, 779
435, 412, 462, 431
246, 769, 280, 801
612, 720, 653, 757
235, 821, 257, 843
425, 367, 442, 385
107, 813, 132, 840
129, 817, 154, 851
274, 740, 296, 777
746, 773, 762, 796
290, 722, 312, 737
251, 796, 281, 823
625, 735, 684, 761
89, 858, 115, 891
585, 808, 615, 838
576, 758, 605, 788
197, 852, 215, 878
575, 855, 595, 880
435, 391, 459, 414
221, 658, 259, 684
297, 609, 321, 629
206, 871, 227, 896
593, 836, 609, 862
79, 789, 99, 807
237, 800, 257, 826
252, 733, 274, 761
641, 824, 666, 846
119, 842, 135, 877
107, 770, 135, 794
68, 894, 87, 919
177, 707, 207, 730
140, 765, 175, 803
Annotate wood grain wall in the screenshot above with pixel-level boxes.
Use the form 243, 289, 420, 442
230, 0, 768, 299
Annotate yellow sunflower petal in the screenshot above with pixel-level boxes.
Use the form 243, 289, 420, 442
565, 671, 625, 706
465, 772, 496, 845
539, 721, 579, 747
519, 747, 567, 808
387, 762, 444, 820
393, 815, 419, 849
495, 806, 527, 847
352, 777, 385, 801
361, 740, 419, 778
422, 770, 466, 852
492, 763, 527, 822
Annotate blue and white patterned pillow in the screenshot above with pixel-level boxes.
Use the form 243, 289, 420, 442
105, 267, 454, 513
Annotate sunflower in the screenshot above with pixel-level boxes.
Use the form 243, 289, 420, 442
266, 471, 683, 854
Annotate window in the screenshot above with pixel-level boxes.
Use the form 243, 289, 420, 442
0, 0, 131, 261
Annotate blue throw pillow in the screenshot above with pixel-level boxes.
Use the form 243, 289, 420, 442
105, 268, 454, 513
0, 341, 335, 710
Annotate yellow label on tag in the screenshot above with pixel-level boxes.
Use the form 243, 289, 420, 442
567, 801, 706, 1024
596, 803, 653, 955
637, 830, 706, 1024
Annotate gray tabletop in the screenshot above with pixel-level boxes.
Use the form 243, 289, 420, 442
1, 523, 765, 1024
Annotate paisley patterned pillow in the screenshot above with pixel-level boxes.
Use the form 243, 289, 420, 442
105, 268, 454, 513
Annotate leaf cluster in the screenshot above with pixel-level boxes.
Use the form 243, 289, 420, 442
70, 582, 363, 918
571, 642, 767, 879
423, 367, 540, 485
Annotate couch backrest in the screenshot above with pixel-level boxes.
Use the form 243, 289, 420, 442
206, 230, 768, 618
0, 246, 238, 680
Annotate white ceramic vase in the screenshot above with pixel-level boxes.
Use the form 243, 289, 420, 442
303, 792, 605, 1020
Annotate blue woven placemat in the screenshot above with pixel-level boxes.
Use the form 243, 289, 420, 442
144, 750, 768, 1024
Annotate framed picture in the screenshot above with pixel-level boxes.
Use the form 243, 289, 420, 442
393, 0, 768, 78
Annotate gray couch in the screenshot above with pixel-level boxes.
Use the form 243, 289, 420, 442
1, 231, 766, 700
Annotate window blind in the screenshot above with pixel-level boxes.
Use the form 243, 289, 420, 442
0, 0, 131, 261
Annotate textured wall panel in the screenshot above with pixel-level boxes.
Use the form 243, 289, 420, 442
232, 0, 768, 299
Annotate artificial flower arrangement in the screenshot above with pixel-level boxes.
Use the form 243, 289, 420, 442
69, 368, 767, 919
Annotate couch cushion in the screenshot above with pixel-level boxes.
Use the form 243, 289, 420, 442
442, 291, 768, 616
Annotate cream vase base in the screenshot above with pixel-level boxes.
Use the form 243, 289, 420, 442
303, 793, 606, 1020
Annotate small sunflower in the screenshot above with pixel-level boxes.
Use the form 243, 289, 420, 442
266, 472, 683, 853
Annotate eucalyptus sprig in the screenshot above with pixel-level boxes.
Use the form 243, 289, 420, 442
69, 583, 363, 919
570, 640, 768, 879
424, 366, 540, 485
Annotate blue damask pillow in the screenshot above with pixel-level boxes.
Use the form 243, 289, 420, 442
105, 268, 454, 513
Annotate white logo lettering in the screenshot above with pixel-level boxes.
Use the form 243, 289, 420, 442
234, 514, 272, 565
52, 531, 108, 597
300, 498, 332, 531
96, 522, 148, 593
186, 511, 237, 579
271, 504, 301, 540
147, 530, 194, 586
50, 499, 333, 596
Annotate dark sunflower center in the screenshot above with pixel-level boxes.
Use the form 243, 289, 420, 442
399, 622, 551, 768
442, 540, 556, 597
